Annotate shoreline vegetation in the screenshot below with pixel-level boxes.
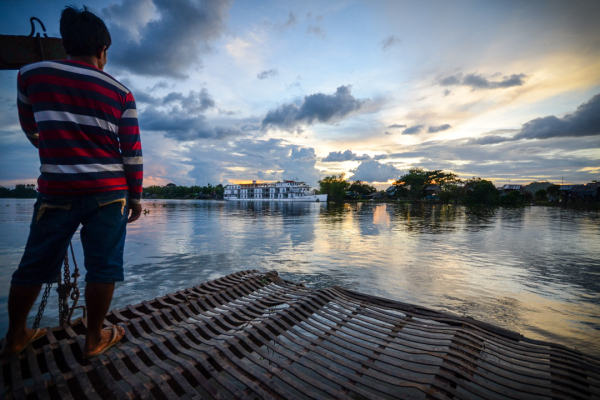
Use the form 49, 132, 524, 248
2, 169, 598, 210
317, 168, 599, 208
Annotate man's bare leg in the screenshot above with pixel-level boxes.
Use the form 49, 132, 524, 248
83, 282, 124, 356
3, 284, 44, 353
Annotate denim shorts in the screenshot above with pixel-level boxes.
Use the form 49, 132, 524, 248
11, 190, 129, 285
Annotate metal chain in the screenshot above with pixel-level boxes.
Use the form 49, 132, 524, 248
32, 282, 52, 329
31, 242, 85, 328
58, 249, 71, 325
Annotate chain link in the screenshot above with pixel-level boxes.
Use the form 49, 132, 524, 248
32, 282, 52, 329
58, 249, 71, 325
32, 242, 84, 328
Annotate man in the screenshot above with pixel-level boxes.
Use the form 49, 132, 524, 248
2, 6, 142, 358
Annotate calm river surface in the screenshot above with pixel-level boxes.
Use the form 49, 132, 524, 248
1, 199, 599, 356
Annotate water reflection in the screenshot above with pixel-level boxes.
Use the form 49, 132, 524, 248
0, 199, 598, 356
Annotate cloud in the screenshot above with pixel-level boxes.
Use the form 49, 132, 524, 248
132, 87, 246, 141
241, 124, 260, 132
466, 135, 512, 146
402, 125, 424, 135
185, 138, 322, 185
387, 124, 406, 129
140, 108, 242, 141
262, 85, 367, 131
278, 11, 298, 31
513, 93, 600, 140
427, 124, 452, 133
307, 25, 325, 37
439, 72, 527, 90
468, 93, 600, 145
350, 160, 402, 183
257, 69, 279, 80
380, 35, 400, 50
322, 150, 371, 162
102, 0, 230, 78
162, 89, 215, 113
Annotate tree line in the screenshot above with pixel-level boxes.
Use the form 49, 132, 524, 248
318, 168, 562, 205
0, 184, 37, 198
144, 183, 225, 199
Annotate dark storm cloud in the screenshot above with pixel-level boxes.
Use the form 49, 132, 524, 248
380, 35, 400, 50
261, 85, 367, 131
427, 124, 451, 133
439, 72, 527, 90
322, 150, 371, 162
514, 93, 600, 140
257, 69, 279, 80
102, 0, 230, 78
350, 160, 402, 182
388, 124, 406, 129
402, 125, 424, 135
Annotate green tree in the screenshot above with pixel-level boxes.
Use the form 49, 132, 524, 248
535, 189, 548, 201
318, 174, 350, 201
393, 168, 461, 200
500, 190, 525, 206
348, 180, 376, 196
463, 178, 499, 205
546, 184, 560, 200
11, 184, 37, 198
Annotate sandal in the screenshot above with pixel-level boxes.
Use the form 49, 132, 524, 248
83, 326, 123, 359
0, 328, 47, 356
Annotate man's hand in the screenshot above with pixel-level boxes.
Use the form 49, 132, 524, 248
128, 203, 142, 223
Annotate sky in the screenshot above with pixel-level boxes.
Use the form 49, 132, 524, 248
1, 0, 599, 189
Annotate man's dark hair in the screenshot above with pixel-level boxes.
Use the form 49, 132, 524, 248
60, 5, 111, 56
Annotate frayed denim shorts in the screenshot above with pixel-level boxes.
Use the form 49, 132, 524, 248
11, 190, 129, 285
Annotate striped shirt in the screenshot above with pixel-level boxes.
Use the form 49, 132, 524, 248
17, 60, 143, 203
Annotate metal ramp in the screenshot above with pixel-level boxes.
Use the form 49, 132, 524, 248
1, 270, 599, 399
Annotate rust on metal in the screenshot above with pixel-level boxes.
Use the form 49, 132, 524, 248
0, 36, 66, 69
1, 270, 599, 399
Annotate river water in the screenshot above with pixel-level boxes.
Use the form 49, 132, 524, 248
1, 199, 599, 356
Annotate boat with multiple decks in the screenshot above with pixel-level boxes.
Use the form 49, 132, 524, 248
224, 180, 327, 202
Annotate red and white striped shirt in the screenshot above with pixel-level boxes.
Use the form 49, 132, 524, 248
17, 60, 143, 203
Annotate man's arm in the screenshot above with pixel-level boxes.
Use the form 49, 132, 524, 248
17, 72, 39, 148
118, 92, 143, 222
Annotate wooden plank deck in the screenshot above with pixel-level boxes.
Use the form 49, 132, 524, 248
1, 270, 599, 399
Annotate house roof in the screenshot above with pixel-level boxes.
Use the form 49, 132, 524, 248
425, 185, 441, 191
571, 183, 599, 193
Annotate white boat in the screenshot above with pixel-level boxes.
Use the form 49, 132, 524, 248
224, 180, 327, 202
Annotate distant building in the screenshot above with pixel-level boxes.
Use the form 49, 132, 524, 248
166, 183, 177, 188
425, 185, 440, 200
502, 184, 523, 194
570, 183, 599, 202
366, 192, 383, 199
